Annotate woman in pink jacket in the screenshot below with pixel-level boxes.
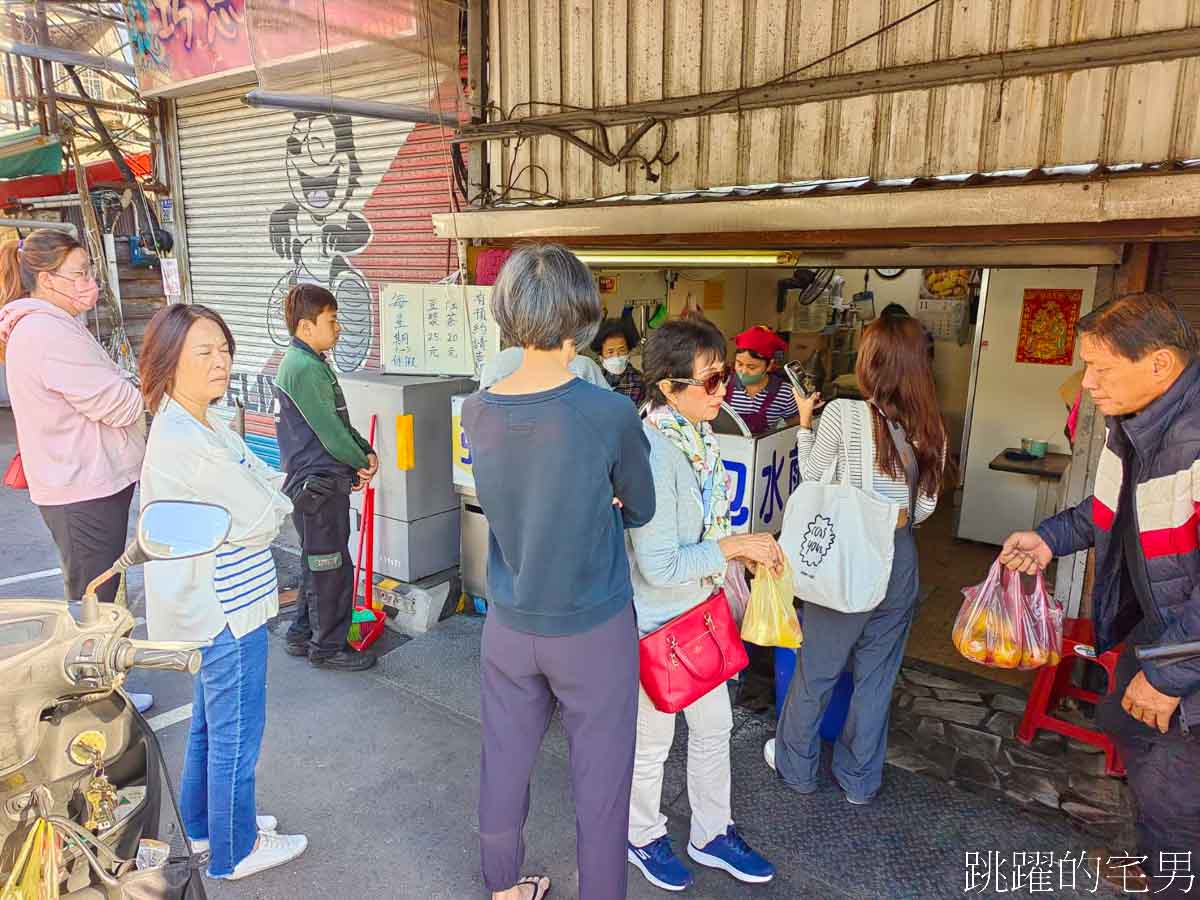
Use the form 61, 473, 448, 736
0, 228, 146, 608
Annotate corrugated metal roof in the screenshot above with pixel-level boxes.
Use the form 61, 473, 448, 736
490, 159, 1200, 211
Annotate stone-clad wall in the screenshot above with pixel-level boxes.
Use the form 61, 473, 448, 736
885, 665, 1136, 845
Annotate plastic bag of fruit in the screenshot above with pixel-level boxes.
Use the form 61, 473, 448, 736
952, 561, 1064, 669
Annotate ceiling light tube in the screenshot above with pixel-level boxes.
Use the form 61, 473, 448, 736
573, 250, 800, 268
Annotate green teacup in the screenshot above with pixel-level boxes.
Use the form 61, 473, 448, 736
1021, 438, 1048, 458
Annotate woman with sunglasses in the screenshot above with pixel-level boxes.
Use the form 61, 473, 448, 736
625, 318, 781, 892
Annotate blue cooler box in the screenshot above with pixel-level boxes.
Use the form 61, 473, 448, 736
774, 647, 854, 742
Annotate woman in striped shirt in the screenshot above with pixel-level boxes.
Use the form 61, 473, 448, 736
725, 326, 800, 434
139, 305, 307, 881
767, 315, 951, 805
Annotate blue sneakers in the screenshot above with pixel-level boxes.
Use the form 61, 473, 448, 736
688, 826, 775, 884
628, 836, 694, 892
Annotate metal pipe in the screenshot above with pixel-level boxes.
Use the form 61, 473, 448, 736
1136, 641, 1200, 664
242, 89, 457, 126
0, 217, 78, 237
0, 37, 136, 77
29, 90, 152, 116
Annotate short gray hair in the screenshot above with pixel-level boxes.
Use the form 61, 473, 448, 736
1077, 292, 1199, 362
489, 244, 601, 351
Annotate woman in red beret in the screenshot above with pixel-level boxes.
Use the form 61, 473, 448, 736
725, 326, 800, 435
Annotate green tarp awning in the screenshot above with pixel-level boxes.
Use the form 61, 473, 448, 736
0, 129, 62, 180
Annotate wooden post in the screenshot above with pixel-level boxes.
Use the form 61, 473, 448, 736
1052, 265, 1115, 618
28, 50, 46, 134
1114, 243, 1153, 297
16, 55, 31, 127
34, 2, 57, 135
4, 53, 19, 127
466, 0, 488, 207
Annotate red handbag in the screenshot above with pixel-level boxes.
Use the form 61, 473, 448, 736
639, 588, 749, 714
3, 452, 27, 490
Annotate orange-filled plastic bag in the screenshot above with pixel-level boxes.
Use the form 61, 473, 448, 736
953, 561, 1064, 670
740, 559, 802, 649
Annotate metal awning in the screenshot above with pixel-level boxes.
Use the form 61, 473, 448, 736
433, 165, 1200, 257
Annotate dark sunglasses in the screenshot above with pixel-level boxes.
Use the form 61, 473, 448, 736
670, 367, 729, 395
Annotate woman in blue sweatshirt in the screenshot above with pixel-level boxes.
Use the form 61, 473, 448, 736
462, 244, 655, 900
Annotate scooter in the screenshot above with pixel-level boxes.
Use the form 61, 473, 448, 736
0, 500, 233, 899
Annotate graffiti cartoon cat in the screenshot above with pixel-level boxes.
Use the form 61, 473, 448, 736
268, 112, 374, 372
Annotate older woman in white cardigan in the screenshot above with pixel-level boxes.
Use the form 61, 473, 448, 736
138, 304, 303, 882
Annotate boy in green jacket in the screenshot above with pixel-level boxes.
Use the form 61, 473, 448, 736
275, 284, 378, 671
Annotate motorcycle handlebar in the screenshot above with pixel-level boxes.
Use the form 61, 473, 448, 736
1134, 640, 1200, 664
113, 639, 202, 675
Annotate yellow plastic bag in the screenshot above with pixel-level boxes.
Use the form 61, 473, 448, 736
1, 818, 60, 900
740, 559, 802, 649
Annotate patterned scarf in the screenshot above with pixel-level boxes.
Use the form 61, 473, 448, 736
646, 405, 734, 583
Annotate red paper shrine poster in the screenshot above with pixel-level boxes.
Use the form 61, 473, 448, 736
1016, 289, 1083, 366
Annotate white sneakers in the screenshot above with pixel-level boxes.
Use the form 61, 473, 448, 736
191, 814, 308, 880
219, 830, 308, 881
189, 814, 278, 854
764, 738, 776, 771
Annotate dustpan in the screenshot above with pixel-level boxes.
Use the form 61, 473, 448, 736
349, 414, 386, 652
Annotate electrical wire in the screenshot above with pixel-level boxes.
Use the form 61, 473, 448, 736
691, 0, 942, 119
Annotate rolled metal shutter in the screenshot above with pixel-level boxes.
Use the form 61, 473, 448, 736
1153, 242, 1200, 329
173, 60, 456, 465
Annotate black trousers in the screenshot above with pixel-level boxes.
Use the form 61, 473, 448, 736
37, 483, 135, 604
286, 488, 354, 657
1097, 643, 1200, 897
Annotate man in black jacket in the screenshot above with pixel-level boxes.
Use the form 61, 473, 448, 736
1001, 293, 1200, 896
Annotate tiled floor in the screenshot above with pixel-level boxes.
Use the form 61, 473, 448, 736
907, 503, 1037, 690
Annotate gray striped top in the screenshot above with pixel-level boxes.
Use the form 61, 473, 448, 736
796, 399, 941, 525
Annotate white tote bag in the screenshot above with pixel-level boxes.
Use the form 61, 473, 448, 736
778, 401, 901, 614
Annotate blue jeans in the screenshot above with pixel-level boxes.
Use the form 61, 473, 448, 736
180, 625, 268, 876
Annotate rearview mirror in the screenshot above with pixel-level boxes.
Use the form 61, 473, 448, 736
137, 501, 232, 561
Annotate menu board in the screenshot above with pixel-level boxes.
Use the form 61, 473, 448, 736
380, 283, 500, 376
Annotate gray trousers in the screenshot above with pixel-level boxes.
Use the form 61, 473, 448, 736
775, 527, 919, 802
479, 603, 639, 898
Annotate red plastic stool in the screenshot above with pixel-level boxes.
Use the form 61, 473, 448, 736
1016, 617, 1125, 776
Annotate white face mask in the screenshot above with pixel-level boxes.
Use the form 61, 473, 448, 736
602, 355, 629, 375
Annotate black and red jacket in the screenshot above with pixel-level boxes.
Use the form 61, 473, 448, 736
1037, 362, 1200, 732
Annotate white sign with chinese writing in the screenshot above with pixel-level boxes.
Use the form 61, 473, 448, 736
159, 257, 181, 297
380, 283, 500, 376
717, 426, 801, 535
